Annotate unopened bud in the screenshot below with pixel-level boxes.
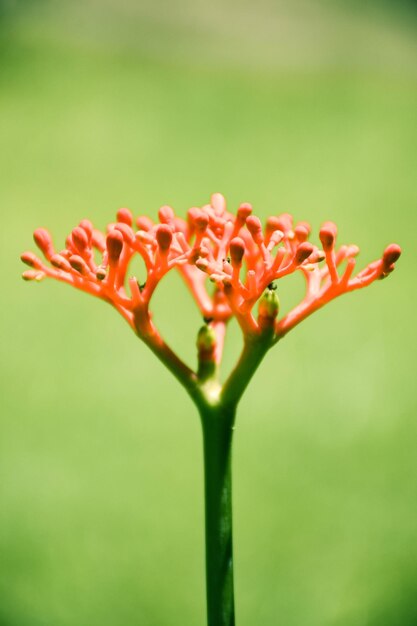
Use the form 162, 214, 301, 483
106, 230, 124, 262
116, 207, 133, 226
211, 193, 226, 215
96, 266, 107, 281
319, 221, 337, 251
22, 270, 45, 281
246, 215, 264, 244
72, 227, 89, 252
33, 228, 54, 260
382, 243, 401, 274
258, 289, 280, 325
158, 205, 175, 224
276, 213, 293, 233
265, 216, 282, 236
79, 219, 93, 242
69, 255, 89, 275
156, 224, 173, 251
21, 251, 42, 269
114, 223, 135, 245
295, 242, 314, 264
229, 237, 245, 266
51, 254, 72, 272
196, 324, 216, 353
294, 222, 310, 242
237, 203, 252, 221
136, 216, 154, 231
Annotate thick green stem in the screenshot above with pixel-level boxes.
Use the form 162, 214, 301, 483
200, 404, 236, 626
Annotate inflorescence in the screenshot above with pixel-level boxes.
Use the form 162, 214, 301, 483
21, 193, 401, 356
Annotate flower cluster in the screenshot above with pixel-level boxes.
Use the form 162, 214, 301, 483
21, 193, 401, 346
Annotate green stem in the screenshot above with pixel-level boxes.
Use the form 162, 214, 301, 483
200, 403, 236, 626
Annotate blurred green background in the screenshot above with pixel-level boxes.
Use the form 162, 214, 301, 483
1, 1, 417, 624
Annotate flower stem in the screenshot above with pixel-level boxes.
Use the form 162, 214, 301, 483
200, 403, 236, 626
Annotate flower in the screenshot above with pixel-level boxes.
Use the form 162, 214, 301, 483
21, 193, 401, 343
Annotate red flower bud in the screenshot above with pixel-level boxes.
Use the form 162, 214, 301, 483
237, 203, 252, 221
319, 222, 337, 251
229, 237, 245, 266
21, 251, 42, 269
69, 255, 89, 275
79, 219, 93, 242
158, 205, 175, 224
33, 228, 54, 260
72, 227, 89, 252
116, 207, 133, 226
136, 216, 154, 231
382, 243, 401, 273
106, 230, 124, 262
295, 242, 314, 264
156, 224, 173, 251
246, 216, 264, 243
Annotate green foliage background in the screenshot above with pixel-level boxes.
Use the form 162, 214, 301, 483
1, 1, 416, 624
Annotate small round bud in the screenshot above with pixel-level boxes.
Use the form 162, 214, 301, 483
21, 251, 42, 269
106, 230, 124, 262
116, 208, 133, 226
22, 270, 45, 281
72, 227, 89, 252
79, 219, 93, 242
237, 203, 252, 221
265, 216, 282, 236
33, 228, 54, 259
294, 223, 310, 242
295, 242, 314, 264
246, 215, 264, 244
229, 237, 245, 266
319, 221, 337, 251
158, 205, 175, 224
136, 216, 154, 231
382, 243, 401, 274
156, 224, 173, 251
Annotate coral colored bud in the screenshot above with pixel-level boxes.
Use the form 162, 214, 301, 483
72, 227, 89, 252
382, 244, 401, 273
211, 193, 226, 215
319, 221, 337, 251
136, 216, 153, 231
20, 251, 42, 269
196, 324, 216, 353
69, 255, 89, 274
295, 242, 314, 264
229, 237, 245, 265
258, 289, 280, 322
22, 270, 45, 281
246, 216, 264, 243
276, 213, 293, 233
79, 219, 93, 242
294, 223, 310, 242
265, 216, 282, 235
158, 205, 175, 224
195, 213, 209, 232
116, 208, 133, 226
51, 254, 72, 272
237, 203, 252, 221
114, 223, 135, 245
156, 224, 173, 251
33, 228, 54, 259
106, 230, 124, 262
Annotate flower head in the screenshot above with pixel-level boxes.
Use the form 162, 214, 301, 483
21, 193, 401, 346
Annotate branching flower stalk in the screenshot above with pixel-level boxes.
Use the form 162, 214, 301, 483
21, 193, 401, 626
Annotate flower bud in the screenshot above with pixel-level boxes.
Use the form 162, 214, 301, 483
246, 215, 264, 244
294, 222, 310, 242
382, 244, 401, 274
229, 237, 245, 266
22, 270, 45, 281
21, 251, 42, 269
33, 228, 54, 260
136, 216, 154, 231
295, 242, 314, 264
276, 213, 293, 233
79, 219, 93, 242
237, 203, 252, 221
258, 289, 280, 328
51, 254, 72, 272
116, 207, 133, 226
69, 255, 89, 275
196, 324, 217, 353
265, 216, 282, 237
319, 221, 337, 251
106, 230, 124, 262
156, 224, 173, 251
158, 205, 175, 224
72, 226, 89, 253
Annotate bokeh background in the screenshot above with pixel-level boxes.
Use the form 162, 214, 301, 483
1, 1, 417, 624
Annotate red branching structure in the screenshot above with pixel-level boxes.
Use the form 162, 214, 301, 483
21, 193, 401, 626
